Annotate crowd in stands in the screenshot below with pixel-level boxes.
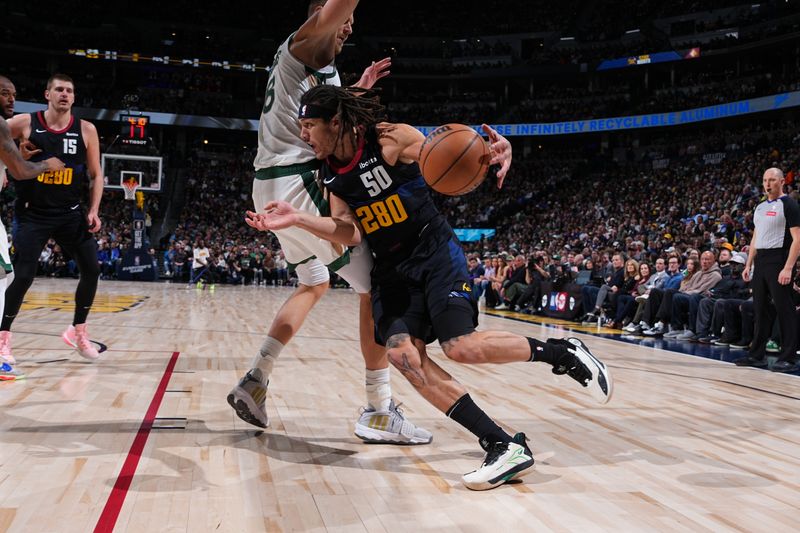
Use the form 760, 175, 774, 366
0, 186, 146, 279
453, 122, 799, 370
8, 119, 796, 294
4, 102, 798, 371
508, 70, 798, 124
157, 149, 299, 288
4, 0, 797, 121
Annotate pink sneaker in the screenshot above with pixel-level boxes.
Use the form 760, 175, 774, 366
0, 330, 14, 365
62, 324, 100, 361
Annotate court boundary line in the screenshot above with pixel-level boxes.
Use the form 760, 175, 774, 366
93, 351, 181, 533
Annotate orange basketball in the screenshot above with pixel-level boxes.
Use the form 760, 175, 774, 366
418, 124, 490, 196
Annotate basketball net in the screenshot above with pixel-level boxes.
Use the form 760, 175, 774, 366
122, 179, 139, 201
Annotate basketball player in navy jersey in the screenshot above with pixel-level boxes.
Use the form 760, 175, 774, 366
245, 85, 612, 490
0, 75, 65, 379
1, 73, 104, 362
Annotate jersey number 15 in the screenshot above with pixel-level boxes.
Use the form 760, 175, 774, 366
63, 138, 77, 154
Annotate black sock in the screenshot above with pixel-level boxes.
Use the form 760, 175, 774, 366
527, 337, 568, 365
446, 393, 511, 447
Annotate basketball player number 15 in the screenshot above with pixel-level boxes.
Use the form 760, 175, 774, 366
63, 139, 77, 155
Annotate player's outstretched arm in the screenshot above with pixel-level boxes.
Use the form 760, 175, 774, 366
246, 195, 362, 246
292, 0, 360, 69
0, 119, 64, 180
352, 57, 391, 90
481, 124, 512, 188
376, 122, 425, 165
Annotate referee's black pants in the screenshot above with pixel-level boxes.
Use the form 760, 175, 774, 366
750, 249, 797, 363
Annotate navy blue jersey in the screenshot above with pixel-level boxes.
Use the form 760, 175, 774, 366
15, 111, 88, 210
320, 128, 442, 261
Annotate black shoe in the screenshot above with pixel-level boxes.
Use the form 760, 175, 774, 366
732, 356, 768, 368
549, 338, 613, 404
713, 336, 735, 346
770, 360, 800, 373
729, 339, 752, 350
697, 335, 717, 344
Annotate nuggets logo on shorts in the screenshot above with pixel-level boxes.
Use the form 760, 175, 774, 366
449, 281, 472, 299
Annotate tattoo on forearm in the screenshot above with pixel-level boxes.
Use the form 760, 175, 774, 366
1, 124, 48, 177
0, 134, 16, 157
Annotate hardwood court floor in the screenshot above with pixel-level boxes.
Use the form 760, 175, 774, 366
1, 279, 798, 532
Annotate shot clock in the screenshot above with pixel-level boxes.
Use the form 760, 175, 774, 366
120, 114, 150, 145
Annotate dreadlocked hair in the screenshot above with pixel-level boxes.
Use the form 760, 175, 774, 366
300, 85, 387, 154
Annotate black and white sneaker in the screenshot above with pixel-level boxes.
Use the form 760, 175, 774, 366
462, 433, 534, 491
551, 337, 614, 404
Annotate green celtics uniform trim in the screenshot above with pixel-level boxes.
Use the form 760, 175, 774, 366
285, 255, 314, 272
304, 65, 339, 86
326, 249, 351, 272
254, 160, 320, 180
299, 168, 329, 215
284, 249, 351, 273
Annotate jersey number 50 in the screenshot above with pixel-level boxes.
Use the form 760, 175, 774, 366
355, 194, 408, 234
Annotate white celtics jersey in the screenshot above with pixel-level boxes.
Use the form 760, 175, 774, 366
253, 34, 341, 170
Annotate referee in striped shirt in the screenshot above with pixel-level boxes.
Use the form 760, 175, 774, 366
737, 168, 800, 372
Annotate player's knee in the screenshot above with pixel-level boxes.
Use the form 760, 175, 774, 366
441, 333, 480, 363
82, 260, 101, 278
385, 334, 425, 387
12, 264, 36, 285
385, 333, 416, 367
302, 279, 329, 297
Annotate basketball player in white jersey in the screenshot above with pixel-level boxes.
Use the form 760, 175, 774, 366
227, 0, 434, 443
0, 75, 64, 380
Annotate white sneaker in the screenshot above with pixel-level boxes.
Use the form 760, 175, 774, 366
623, 322, 638, 332
663, 328, 684, 339
355, 400, 432, 444
227, 369, 269, 428
494, 303, 509, 310
552, 337, 614, 404
462, 433, 534, 491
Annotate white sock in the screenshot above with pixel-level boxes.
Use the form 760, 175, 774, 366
365, 367, 392, 412
250, 336, 284, 385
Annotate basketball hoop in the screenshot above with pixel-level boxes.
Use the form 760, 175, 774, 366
122, 179, 139, 201
123, 180, 138, 200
